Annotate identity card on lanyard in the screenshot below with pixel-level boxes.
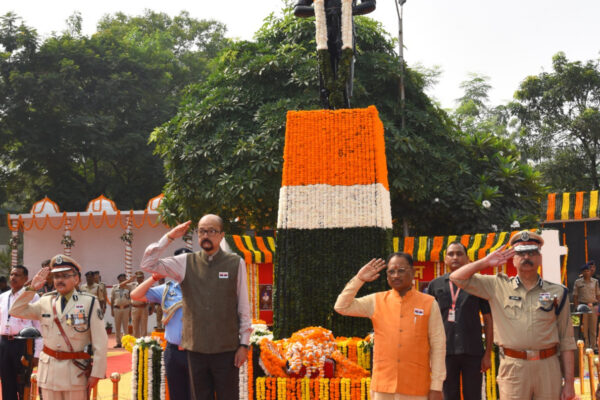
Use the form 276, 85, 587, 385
448, 281, 460, 322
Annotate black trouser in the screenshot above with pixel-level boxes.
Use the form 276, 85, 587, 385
443, 353, 482, 400
165, 342, 191, 400
0, 337, 26, 400
187, 350, 238, 400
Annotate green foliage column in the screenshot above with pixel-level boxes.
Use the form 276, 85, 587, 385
274, 106, 393, 339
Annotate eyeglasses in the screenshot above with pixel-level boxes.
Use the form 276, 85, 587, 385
53, 273, 76, 280
386, 269, 410, 276
516, 250, 540, 257
198, 229, 222, 236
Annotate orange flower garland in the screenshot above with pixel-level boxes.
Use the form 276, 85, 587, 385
253, 377, 371, 400
330, 352, 369, 379
260, 338, 288, 377
282, 107, 388, 189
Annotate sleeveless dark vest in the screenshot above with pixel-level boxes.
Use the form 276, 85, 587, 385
180, 249, 240, 353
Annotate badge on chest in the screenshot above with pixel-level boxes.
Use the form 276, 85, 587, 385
448, 309, 456, 322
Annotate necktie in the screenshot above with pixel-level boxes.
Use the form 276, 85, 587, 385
61, 296, 67, 312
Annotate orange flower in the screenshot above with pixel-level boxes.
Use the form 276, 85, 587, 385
282, 107, 388, 190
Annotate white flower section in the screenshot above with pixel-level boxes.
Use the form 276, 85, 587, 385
277, 183, 392, 229
239, 360, 248, 400
314, 0, 328, 50
250, 323, 273, 345
341, 0, 353, 50
132, 345, 139, 400
160, 354, 166, 400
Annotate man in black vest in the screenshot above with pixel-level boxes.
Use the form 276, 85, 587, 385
141, 214, 252, 400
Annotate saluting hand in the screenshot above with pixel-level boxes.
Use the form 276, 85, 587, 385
356, 259, 386, 282
482, 245, 515, 268
30, 267, 51, 291
167, 220, 192, 240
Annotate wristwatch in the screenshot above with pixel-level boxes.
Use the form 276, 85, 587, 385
240, 344, 249, 349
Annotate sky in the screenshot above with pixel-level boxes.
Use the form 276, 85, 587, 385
3, 0, 600, 110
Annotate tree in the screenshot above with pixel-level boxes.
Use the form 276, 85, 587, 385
152, 7, 457, 232
153, 6, 544, 235
0, 11, 227, 211
446, 74, 545, 233
511, 52, 600, 191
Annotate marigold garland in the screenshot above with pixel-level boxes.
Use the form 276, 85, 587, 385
260, 338, 287, 377
281, 107, 388, 190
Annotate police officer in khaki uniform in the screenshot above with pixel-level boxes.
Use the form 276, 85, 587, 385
111, 273, 132, 348
80, 272, 103, 305
573, 263, 600, 350
130, 271, 150, 337
450, 231, 576, 400
94, 271, 108, 314
9, 254, 108, 400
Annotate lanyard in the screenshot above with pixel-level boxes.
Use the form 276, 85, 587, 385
449, 281, 461, 310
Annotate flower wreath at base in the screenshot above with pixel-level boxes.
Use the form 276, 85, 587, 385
258, 326, 369, 380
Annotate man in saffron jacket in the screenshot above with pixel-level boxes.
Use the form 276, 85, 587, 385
335, 252, 446, 400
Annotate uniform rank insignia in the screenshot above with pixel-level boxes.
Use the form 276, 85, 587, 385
539, 292, 551, 302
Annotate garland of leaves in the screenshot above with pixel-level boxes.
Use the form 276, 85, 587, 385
8, 235, 20, 250
120, 231, 134, 245
61, 234, 75, 248
274, 227, 391, 339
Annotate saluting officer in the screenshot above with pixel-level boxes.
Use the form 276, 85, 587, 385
450, 231, 576, 400
9, 254, 108, 400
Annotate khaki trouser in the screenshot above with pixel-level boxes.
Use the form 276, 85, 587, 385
497, 353, 561, 399
131, 305, 148, 337
581, 311, 598, 349
113, 307, 130, 345
41, 388, 87, 400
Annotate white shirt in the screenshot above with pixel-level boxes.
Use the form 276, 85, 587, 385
1, 287, 43, 357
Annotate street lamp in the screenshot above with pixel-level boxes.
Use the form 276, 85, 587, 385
395, 0, 407, 130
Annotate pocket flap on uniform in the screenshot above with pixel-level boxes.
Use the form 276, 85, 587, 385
39, 351, 50, 363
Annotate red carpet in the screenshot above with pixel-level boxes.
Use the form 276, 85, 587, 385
107, 351, 132, 375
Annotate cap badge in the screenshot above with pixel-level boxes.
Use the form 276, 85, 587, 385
56, 255, 63, 264
520, 232, 530, 241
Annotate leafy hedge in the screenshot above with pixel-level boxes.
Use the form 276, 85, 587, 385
274, 227, 392, 339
